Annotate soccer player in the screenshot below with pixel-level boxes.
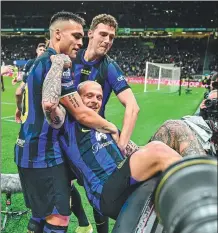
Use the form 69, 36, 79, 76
12, 43, 46, 85
15, 11, 118, 233
70, 14, 140, 232
44, 80, 183, 221
72, 14, 139, 153
14, 43, 46, 122
1, 64, 13, 91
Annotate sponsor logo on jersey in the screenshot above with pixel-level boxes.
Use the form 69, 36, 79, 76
61, 80, 74, 87
92, 140, 113, 154
81, 69, 91, 75
81, 128, 91, 133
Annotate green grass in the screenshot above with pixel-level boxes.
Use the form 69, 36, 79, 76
1, 77, 205, 232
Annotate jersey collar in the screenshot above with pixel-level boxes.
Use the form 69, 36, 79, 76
47, 47, 57, 55
81, 49, 101, 65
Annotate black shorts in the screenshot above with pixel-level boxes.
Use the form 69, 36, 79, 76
100, 157, 142, 219
18, 163, 71, 218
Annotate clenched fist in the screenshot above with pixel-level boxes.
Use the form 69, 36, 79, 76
50, 54, 72, 69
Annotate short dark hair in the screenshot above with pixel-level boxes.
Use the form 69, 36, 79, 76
90, 14, 118, 31
49, 11, 85, 28
37, 43, 46, 48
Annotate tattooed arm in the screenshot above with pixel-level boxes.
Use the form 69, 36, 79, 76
151, 120, 206, 156
60, 92, 118, 134
43, 54, 118, 136
42, 54, 70, 129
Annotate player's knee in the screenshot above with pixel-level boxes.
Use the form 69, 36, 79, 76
45, 214, 69, 226
147, 140, 166, 152
146, 141, 175, 163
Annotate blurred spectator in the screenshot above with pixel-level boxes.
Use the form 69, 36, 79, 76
1, 2, 217, 28
2, 37, 216, 78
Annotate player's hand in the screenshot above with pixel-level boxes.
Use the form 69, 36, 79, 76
1, 65, 13, 75
200, 99, 206, 109
117, 140, 128, 156
50, 54, 72, 69
15, 108, 22, 123
12, 78, 18, 85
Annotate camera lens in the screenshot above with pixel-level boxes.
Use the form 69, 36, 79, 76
205, 99, 213, 108
154, 156, 217, 233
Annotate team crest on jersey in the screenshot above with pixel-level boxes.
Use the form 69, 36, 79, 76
95, 132, 107, 141
117, 75, 125, 81
62, 68, 71, 78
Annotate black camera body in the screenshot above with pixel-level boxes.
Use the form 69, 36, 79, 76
205, 98, 218, 109
204, 97, 218, 120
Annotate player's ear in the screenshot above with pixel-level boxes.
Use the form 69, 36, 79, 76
88, 30, 93, 39
55, 28, 61, 41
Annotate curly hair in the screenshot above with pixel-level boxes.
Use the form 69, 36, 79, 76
90, 14, 118, 31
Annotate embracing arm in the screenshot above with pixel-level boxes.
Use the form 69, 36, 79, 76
60, 93, 118, 134
117, 88, 140, 152
43, 54, 118, 135
42, 55, 67, 129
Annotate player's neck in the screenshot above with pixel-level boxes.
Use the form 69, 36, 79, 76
84, 46, 100, 62
49, 40, 60, 54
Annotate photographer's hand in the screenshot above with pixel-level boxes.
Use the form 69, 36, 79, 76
200, 99, 207, 109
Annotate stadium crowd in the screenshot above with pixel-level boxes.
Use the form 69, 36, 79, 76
2, 1, 217, 28
1, 2, 218, 233
2, 36, 217, 77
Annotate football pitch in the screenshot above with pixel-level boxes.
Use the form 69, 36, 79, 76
1, 78, 205, 232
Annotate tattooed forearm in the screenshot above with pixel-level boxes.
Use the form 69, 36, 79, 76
42, 62, 63, 106
151, 120, 206, 157
67, 94, 80, 108
44, 104, 66, 129
42, 54, 71, 128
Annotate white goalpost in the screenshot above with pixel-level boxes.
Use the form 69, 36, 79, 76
144, 61, 181, 93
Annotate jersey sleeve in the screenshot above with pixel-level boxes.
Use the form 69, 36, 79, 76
107, 61, 130, 95
22, 59, 34, 83
30, 60, 46, 94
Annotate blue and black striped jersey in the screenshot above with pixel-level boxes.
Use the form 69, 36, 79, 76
14, 48, 76, 168
60, 114, 125, 212
22, 58, 36, 83
72, 49, 130, 117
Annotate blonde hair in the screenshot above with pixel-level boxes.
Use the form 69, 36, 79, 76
77, 81, 102, 95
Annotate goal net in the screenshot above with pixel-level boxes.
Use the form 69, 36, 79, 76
144, 62, 181, 93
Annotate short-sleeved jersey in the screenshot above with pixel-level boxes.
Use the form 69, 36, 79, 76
72, 49, 130, 117
14, 48, 76, 168
60, 114, 125, 212
22, 58, 36, 83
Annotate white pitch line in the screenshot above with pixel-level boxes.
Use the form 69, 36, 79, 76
1, 102, 16, 105
4, 119, 16, 122
1, 115, 14, 119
